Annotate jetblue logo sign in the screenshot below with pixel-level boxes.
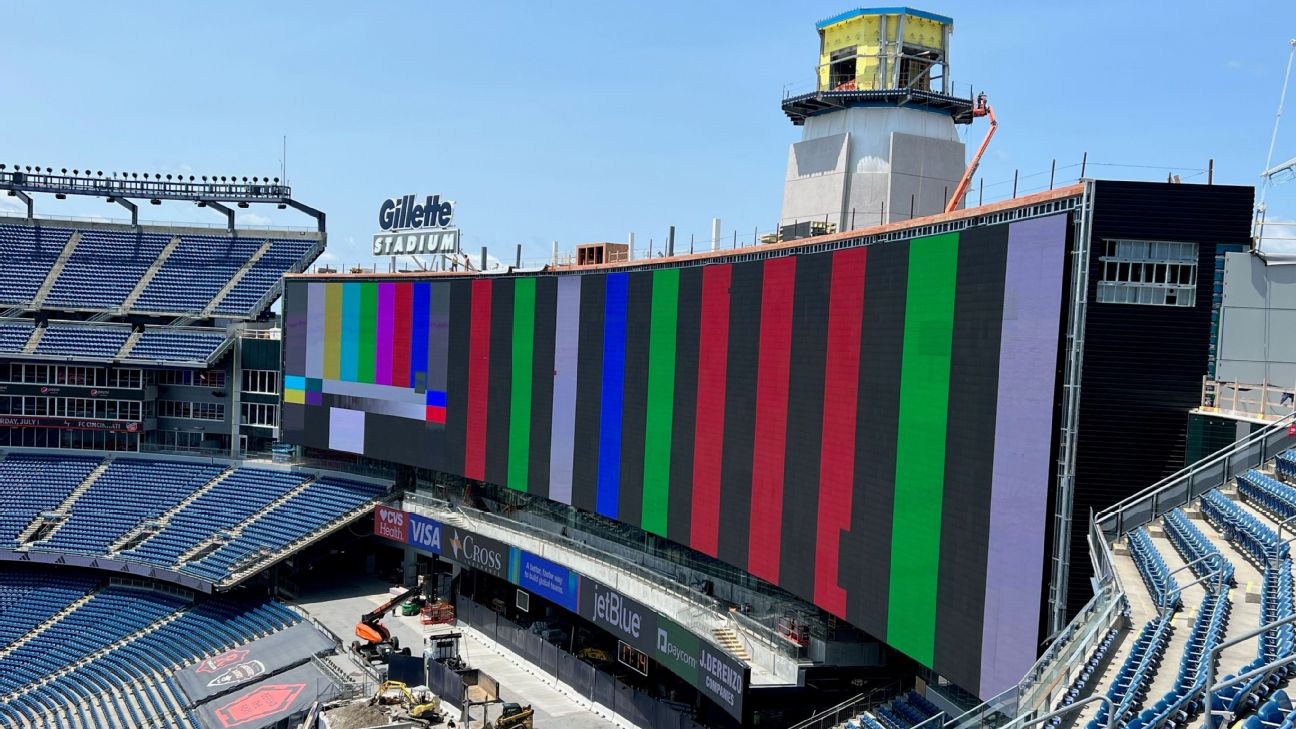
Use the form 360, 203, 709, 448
378, 194, 454, 231
579, 582, 655, 654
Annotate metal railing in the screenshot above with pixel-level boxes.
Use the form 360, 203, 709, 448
402, 490, 805, 672
1095, 412, 1296, 539
785, 680, 903, 729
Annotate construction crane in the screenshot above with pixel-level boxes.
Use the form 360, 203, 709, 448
352, 585, 422, 662
945, 93, 998, 213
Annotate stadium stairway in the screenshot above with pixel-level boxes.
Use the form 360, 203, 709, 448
13, 459, 110, 548
0, 587, 100, 663
712, 628, 752, 662
201, 239, 272, 317
114, 326, 143, 360
30, 231, 81, 308
175, 475, 319, 566
106, 465, 236, 555
1065, 456, 1296, 729
119, 235, 181, 312
20, 322, 43, 354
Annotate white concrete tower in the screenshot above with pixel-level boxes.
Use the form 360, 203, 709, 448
779, 7, 973, 238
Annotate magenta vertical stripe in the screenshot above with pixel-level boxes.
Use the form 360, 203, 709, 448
979, 214, 1067, 697
374, 282, 396, 386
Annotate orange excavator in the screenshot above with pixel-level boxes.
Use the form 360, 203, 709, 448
352, 586, 421, 662
945, 93, 998, 213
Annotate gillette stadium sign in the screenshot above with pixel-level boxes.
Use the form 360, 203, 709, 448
372, 193, 460, 256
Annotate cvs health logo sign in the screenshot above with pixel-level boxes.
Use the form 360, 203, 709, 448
373, 505, 408, 542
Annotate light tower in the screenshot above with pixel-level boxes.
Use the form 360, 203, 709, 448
779, 7, 974, 238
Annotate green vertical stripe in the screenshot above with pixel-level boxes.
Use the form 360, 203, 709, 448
508, 278, 536, 491
887, 232, 959, 665
357, 282, 378, 383
641, 268, 679, 536
323, 283, 342, 380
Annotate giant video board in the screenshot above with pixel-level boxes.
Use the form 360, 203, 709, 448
283, 213, 1070, 698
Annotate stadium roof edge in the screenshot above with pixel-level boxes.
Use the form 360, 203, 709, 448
0, 213, 323, 239
289, 183, 1086, 281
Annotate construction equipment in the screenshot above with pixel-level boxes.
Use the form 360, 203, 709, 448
352, 585, 421, 661
371, 681, 442, 724
495, 703, 534, 729
945, 92, 998, 213
420, 600, 455, 625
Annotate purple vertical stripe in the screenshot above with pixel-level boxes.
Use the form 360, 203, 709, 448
305, 282, 325, 379
548, 276, 581, 504
375, 282, 396, 386
979, 214, 1067, 697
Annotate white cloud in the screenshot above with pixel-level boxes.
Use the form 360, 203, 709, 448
239, 212, 271, 226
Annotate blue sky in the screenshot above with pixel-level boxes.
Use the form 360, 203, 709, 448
3, 1, 1295, 261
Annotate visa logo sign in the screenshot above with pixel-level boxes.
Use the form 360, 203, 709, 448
408, 514, 442, 553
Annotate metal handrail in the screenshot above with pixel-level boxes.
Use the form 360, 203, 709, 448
1096, 412, 1296, 537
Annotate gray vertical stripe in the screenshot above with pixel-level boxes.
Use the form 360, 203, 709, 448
549, 275, 581, 504
305, 282, 325, 379
979, 214, 1067, 696
429, 282, 450, 393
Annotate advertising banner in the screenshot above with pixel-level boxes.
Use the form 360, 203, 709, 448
510, 550, 580, 612
0, 383, 143, 399
193, 662, 339, 729
407, 512, 443, 554
578, 580, 656, 655
175, 622, 335, 704
0, 415, 140, 432
373, 504, 408, 542
443, 526, 509, 579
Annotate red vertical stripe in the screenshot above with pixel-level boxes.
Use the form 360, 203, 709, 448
814, 247, 867, 615
465, 279, 492, 481
747, 256, 797, 583
690, 264, 731, 557
392, 282, 413, 387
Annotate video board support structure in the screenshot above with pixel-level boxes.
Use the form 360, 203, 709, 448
1049, 179, 1095, 635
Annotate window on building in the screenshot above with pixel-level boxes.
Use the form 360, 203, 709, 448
1097, 239, 1198, 307
242, 370, 280, 395
241, 402, 279, 427
157, 400, 224, 420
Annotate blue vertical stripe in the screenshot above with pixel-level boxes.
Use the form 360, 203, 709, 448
597, 273, 628, 518
340, 282, 361, 382
410, 282, 431, 388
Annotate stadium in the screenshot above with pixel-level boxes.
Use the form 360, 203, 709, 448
2, 6, 1296, 729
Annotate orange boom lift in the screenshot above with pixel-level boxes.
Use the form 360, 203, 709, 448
946, 93, 998, 213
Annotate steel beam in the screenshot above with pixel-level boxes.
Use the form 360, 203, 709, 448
199, 201, 236, 233
109, 197, 138, 227
280, 198, 326, 233
6, 190, 33, 218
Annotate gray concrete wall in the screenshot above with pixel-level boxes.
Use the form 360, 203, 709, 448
779, 107, 964, 233
1217, 252, 1296, 386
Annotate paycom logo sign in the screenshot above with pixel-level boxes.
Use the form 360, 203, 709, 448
655, 617, 700, 685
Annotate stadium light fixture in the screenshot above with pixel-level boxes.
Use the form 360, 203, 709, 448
105, 196, 115, 203
149, 199, 161, 205
55, 193, 66, 200
277, 203, 287, 210
237, 202, 249, 209
196, 201, 207, 208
